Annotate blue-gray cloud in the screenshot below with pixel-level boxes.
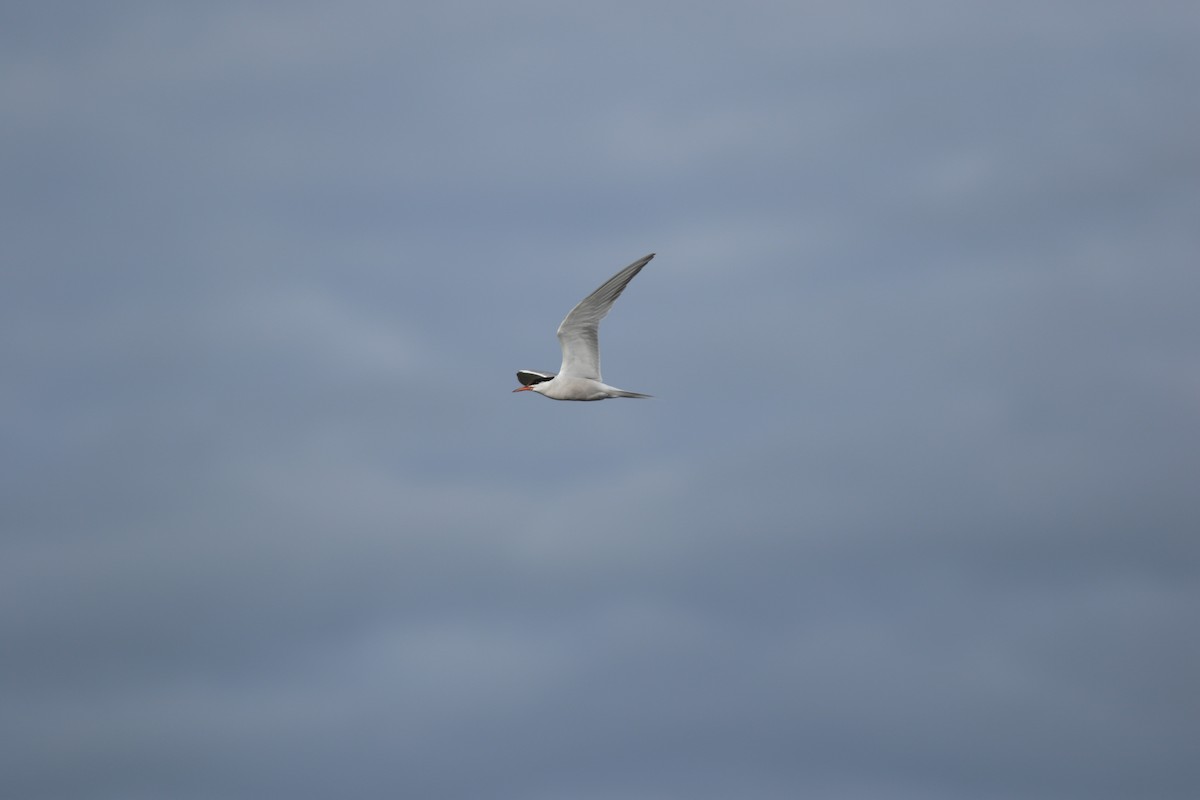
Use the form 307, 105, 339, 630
2, 2, 1198, 799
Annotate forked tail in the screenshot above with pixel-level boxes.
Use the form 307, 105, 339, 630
615, 390, 653, 398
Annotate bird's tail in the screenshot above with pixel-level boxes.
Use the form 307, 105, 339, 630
614, 390, 653, 398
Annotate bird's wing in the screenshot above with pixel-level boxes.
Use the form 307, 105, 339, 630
556, 253, 654, 380
516, 370, 556, 386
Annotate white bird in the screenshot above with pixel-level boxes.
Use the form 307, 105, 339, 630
513, 253, 655, 401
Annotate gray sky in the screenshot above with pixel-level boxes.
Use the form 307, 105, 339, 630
3, 2, 1198, 798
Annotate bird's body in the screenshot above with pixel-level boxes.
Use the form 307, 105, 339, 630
528, 375, 651, 401
513, 253, 655, 401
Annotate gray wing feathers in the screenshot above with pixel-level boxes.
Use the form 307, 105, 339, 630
556, 253, 654, 380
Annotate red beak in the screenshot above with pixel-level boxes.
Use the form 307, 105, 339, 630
512, 385, 533, 392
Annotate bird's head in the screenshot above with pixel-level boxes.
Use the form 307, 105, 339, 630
513, 370, 554, 395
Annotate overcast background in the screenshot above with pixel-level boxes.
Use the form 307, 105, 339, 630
3, 2, 1199, 798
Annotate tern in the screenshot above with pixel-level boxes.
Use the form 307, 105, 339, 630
513, 253, 655, 401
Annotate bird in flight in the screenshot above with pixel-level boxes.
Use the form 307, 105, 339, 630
513, 253, 655, 401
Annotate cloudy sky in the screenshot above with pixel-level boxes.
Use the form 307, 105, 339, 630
3, 2, 1198, 798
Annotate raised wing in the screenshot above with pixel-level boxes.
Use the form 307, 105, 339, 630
556, 253, 654, 380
